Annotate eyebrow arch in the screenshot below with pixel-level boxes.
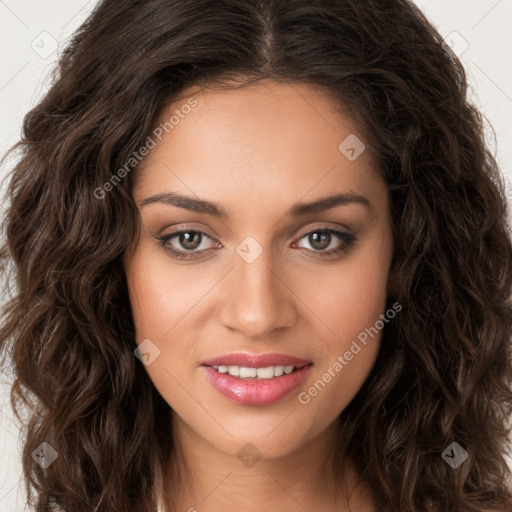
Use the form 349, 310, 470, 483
139, 191, 372, 217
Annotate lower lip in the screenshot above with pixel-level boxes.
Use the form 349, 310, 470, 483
201, 364, 313, 405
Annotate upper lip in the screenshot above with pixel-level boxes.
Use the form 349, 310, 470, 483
201, 352, 312, 368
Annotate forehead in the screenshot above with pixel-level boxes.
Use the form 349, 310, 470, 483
133, 80, 384, 216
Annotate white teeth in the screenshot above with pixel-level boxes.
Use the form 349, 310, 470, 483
227, 365, 240, 376
256, 367, 274, 379
239, 367, 257, 378
211, 365, 298, 379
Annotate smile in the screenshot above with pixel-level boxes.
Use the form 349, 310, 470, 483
201, 363, 313, 405
211, 364, 301, 378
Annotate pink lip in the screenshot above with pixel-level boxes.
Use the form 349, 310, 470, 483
200, 352, 313, 406
201, 352, 311, 368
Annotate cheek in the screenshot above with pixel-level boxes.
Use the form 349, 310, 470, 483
125, 247, 217, 397
125, 255, 198, 413
305, 243, 391, 347
299, 283, 385, 417
299, 244, 391, 409
126, 245, 208, 339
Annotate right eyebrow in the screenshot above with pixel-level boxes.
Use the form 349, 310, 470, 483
140, 192, 230, 218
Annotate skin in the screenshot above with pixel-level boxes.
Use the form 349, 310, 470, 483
124, 79, 394, 511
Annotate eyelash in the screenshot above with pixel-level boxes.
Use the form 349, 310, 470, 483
156, 227, 356, 261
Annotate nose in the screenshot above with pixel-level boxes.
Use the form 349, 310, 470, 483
218, 248, 298, 340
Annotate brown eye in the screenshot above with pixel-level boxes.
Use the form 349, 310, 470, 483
156, 227, 356, 261
178, 231, 203, 250
156, 230, 218, 260
307, 231, 331, 250
293, 228, 356, 257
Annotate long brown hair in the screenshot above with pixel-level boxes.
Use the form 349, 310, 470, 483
1, 0, 511, 511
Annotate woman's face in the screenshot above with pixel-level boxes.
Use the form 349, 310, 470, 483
124, 80, 393, 461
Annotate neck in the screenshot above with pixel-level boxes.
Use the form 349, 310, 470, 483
162, 413, 374, 512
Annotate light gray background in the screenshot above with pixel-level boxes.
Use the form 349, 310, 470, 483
1, 1, 511, 510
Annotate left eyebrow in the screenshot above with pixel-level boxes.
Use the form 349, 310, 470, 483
139, 191, 372, 217
286, 192, 372, 216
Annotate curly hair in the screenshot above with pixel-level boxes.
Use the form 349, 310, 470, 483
1, 0, 511, 511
